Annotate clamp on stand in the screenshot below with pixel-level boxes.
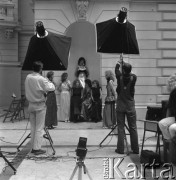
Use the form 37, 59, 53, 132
17, 127, 55, 155
69, 157, 93, 180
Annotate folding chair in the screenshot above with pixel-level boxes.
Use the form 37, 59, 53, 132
3, 96, 26, 123
141, 106, 164, 157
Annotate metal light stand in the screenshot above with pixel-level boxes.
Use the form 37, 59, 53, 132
99, 124, 130, 155
69, 157, 93, 180
17, 127, 55, 155
0, 148, 16, 174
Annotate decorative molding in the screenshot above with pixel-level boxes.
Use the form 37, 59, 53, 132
0, 0, 15, 21
75, 0, 89, 20
0, 62, 21, 67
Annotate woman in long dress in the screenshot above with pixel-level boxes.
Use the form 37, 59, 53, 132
70, 79, 83, 122
81, 79, 93, 122
45, 71, 58, 129
91, 80, 102, 122
103, 70, 116, 128
58, 73, 71, 122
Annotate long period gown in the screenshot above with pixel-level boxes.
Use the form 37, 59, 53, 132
70, 86, 83, 122
103, 80, 116, 128
59, 81, 71, 121
91, 87, 102, 122
45, 91, 58, 127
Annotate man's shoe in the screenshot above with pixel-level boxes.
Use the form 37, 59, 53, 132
131, 149, 139, 154
31, 149, 46, 155
115, 149, 124, 154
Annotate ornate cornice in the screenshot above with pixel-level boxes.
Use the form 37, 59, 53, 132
0, 0, 21, 39
75, 0, 89, 20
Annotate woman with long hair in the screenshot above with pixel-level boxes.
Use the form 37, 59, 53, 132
102, 70, 116, 128
58, 72, 71, 122
45, 71, 58, 129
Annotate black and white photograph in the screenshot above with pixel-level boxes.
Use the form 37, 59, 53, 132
0, 0, 176, 179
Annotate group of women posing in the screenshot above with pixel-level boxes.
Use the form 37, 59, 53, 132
45, 57, 117, 129
58, 57, 103, 123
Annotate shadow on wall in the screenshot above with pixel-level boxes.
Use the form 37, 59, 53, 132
65, 21, 101, 85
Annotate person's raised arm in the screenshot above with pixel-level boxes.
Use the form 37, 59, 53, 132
41, 77, 55, 92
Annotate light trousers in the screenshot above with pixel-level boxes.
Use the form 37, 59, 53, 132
29, 109, 46, 150
159, 117, 176, 140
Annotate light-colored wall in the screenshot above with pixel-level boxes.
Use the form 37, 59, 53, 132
1, 0, 176, 118
31, 0, 176, 119
65, 21, 101, 84
0, 0, 21, 106
18, 0, 34, 96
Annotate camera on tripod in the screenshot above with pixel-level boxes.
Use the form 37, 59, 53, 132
76, 137, 87, 160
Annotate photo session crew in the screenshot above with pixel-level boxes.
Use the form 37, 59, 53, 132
25, 61, 55, 155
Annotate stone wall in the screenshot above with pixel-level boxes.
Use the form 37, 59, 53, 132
17, 0, 176, 119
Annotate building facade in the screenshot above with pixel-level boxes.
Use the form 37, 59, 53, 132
0, 0, 176, 118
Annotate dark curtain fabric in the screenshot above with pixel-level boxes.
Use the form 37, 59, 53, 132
22, 32, 71, 70
96, 18, 139, 54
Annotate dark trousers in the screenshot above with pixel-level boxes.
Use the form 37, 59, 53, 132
116, 110, 139, 153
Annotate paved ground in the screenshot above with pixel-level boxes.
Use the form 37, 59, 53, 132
0, 108, 175, 180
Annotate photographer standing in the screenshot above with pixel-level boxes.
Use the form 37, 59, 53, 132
115, 57, 139, 154
25, 61, 55, 155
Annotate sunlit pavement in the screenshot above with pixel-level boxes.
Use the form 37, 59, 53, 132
0, 110, 175, 180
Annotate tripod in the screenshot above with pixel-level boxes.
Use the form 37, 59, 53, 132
0, 148, 16, 174
99, 123, 130, 154
69, 157, 93, 180
17, 127, 55, 155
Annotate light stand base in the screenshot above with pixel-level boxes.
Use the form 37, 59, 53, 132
17, 127, 55, 155
99, 124, 130, 155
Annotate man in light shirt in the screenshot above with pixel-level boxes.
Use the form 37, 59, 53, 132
25, 61, 55, 155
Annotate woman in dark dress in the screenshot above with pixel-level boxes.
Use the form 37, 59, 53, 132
70, 79, 83, 122
45, 71, 58, 129
103, 70, 116, 128
91, 80, 102, 122
80, 79, 93, 122
75, 57, 89, 79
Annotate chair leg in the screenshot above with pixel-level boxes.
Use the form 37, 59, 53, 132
141, 130, 146, 152
163, 139, 170, 162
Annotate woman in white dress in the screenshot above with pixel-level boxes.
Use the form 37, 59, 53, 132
58, 73, 71, 122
